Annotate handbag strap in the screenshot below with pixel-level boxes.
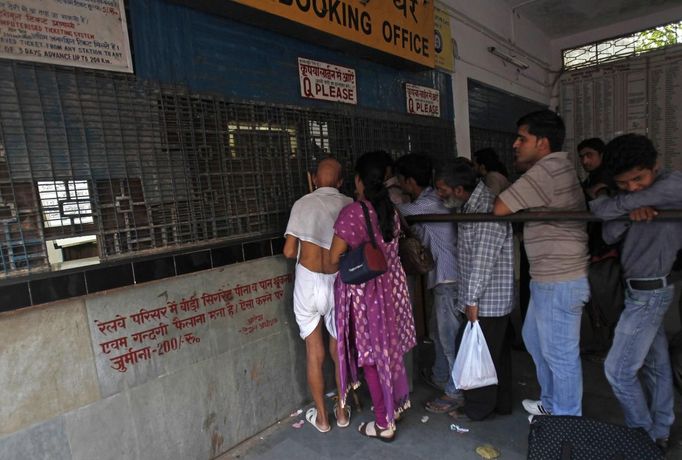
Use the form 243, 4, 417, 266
359, 201, 379, 249
396, 209, 414, 238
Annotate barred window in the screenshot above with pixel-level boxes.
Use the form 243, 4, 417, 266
563, 21, 682, 70
38, 180, 94, 228
307, 121, 329, 154
0, 61, 454, 278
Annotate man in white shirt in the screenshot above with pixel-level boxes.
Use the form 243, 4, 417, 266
283, 158, 352, 433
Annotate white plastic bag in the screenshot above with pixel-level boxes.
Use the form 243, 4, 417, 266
452, 321, 498, 390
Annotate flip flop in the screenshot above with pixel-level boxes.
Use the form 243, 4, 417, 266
425, 396, 462, 414
305, 408, 331, 433
447, 406, 472, 421
358, 421, 395, 443
334, 402, 351, 428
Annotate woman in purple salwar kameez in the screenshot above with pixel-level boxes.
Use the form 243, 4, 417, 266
328, 151, 417, 442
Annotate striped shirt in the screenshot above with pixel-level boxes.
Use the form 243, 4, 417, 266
498, 152, 589, 282
457, 181, 514, 316
397, 187, 458, 289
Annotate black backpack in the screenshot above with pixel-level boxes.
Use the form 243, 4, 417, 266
528, 415, 663, 460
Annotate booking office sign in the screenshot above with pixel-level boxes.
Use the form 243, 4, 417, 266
233, 0, 436, 68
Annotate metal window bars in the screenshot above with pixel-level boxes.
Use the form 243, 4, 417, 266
563, 21, 682, 70
0, 60, 455, 278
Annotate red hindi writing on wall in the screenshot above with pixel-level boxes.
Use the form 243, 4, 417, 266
94, 273, 292, 373
240, 314, 279, 335
109, 333, 201, 373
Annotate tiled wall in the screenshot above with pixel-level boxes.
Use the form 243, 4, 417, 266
0, 235, 284, 312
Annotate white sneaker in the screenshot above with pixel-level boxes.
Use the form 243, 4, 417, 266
522, 399, 551, 416
528, 415, 534, 424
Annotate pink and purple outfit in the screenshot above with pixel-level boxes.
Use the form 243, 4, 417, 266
334, 200, 417, 428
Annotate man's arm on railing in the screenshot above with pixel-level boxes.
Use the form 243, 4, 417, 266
406, 210, 682, 223
493, 197, 512, 216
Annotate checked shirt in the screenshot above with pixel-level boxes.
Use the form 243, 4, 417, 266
457, 181, 515, 316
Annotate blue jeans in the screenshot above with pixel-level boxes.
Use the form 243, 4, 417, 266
605, 285, 675, 440
431, 325, 450, 386
431, 283, 461, 396
523, 277, 590, 415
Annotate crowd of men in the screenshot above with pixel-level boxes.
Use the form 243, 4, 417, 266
284, 109, 682, 452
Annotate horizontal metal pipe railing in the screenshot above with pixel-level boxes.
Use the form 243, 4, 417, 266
406, 210, 682, 223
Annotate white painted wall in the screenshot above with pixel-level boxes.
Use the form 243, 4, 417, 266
438, 0, 554, 157
440, 1, 682, 157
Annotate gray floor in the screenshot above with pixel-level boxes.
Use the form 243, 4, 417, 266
221, 347, 682, 460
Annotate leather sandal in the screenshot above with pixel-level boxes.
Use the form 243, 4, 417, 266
425, 395, 463, 414
358, 421, 395, 442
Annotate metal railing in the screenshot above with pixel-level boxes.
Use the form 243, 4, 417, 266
407, 210, 682, 223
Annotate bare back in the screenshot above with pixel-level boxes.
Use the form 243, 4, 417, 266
298, 240, 332, 273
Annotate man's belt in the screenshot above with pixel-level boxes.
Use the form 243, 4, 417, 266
625, 274, 673, 291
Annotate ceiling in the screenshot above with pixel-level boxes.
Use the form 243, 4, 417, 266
505, 0, 682, 38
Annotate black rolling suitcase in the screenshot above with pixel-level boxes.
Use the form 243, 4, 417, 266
527, 416, 664, 460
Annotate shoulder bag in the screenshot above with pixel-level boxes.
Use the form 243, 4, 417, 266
398, 211, 435, 275
339, 201, 387, 285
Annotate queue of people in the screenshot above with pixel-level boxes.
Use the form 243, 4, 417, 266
283, 109, 682, 451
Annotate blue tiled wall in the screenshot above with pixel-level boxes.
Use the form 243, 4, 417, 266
129, 0, 453, 120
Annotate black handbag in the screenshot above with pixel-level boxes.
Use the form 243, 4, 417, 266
339, 202, 387, 285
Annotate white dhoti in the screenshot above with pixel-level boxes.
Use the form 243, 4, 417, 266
293, 263, 337, 339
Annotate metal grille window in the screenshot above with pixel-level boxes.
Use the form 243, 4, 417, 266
563, 21, 682, 70
38, 180, 93, 228
0, 61, 454, 279
468, 79, 546, 180
307, 121, 329, 153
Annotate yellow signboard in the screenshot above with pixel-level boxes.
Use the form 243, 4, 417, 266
234, 0, 435, 68
434, 8, 454, 72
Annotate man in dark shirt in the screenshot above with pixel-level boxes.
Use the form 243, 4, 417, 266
590, 134, 682, 452
578, 138, 622, 355
578, 138, 608, 193
579, 137, 612, 256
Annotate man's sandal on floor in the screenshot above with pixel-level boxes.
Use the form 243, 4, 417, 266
447, 406, 472, 421
425, 396, 462, 414
358, 421, 395, 442
305, 408, 331, 433
334, 403, 351, 428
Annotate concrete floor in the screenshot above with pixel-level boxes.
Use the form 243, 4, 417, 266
221, 346, 682, 460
